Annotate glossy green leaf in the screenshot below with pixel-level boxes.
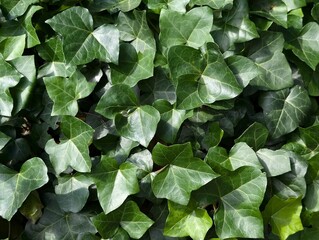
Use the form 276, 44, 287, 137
250, 0, 288, 28
257, 148, 291, 177
19, 191, 43, 224
190, 0, 232, 9
127, 149, 153, 178
0, 5, 42, 48
55, 174, 92, 213
111, 10, 156, 86
0, 131, 11, 150
96, 84, 139, 119
46, 6, 119, 65
299, 124, 319, 151
0, 157, 48, 220
90, 156, 139, 214
282, 0, 306, 11
37, 36, 65, 62
0, 35, 25, 60
259, 86, 311, 139
0, 0, 39, 19
92, 201, 154, 239
89, 0, 141, 12
25, 193, 97, 239
44, 71, 95, 116
10, 55, 37, 115
45, 116, 94, 175
168, 43, 242, 109
151, 143, 219, 205
147, 0, 190, 13
212, 0, 259, 51
159, 7, 214, 49
0, 56, 21, 116
263, 196, 303, 240
154, 99, 193, 143
213, 167, 267, 239
312, 3, 319, 22
287, 22, 319, 70
115, 105, 160, 147
226, 55, 259, 88
164, 200, 212, 240
235, 122, 269, 150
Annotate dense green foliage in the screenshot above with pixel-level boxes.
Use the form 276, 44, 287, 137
0, 0, 319, 239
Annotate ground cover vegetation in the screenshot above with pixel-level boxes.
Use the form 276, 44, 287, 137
0, 0, 319, 239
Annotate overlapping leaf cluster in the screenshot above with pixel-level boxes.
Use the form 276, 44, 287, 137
0, 0, 319, 239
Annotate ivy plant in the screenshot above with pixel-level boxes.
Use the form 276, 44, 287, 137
0, 0, 319, 239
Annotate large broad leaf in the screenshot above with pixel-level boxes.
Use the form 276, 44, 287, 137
0, 5, 42, 48
9, 55, 37, 115
299, 124, 319, 151
159, 7, 214, 49
89, 0, 141, 12
44, 70, 95, 116
234, 122, 269, 150
46, 6, 119, 65
96, 84, 139, 119
259, 86, 311, 139
287, 22, 319, 70
213, 167, 267, 239
115, 105, 160, 147
263, 196, 303, 240
257, 149, 291, 177
154, 99, 193, 144
45, 116, 94, 175
55, 174, 92, 213
90, 156, 139, 214
110, 10, 156, 86
0, 131, 11, 150
151, 143, 219, 205
0, 35, 25, 60
212, 0, 259, 51
0, 0, 39, 19
190, 0, 232, 9
147, 0, 190, 13
168, 43, 242, 109
164, 200, 212, 240
25, 193, 97, 239
0, 56, 21, 116
92, 201, 154, 239
0, 157, 48, 220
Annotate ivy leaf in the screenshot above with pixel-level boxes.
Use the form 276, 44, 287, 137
164, 200, 212, 240
55, 174, 92, 213
90, 157, 139, 214
25, 193, 97, 239
46, 6, 119, 65
235, 122, 269, 151
127, 149, 153, 178
111, 10, 156, 86
44, 70, 95, 116
0, 131, 11, 150
263, 196, 303, 240
0, 56, 21, 116
96, 84, 139, 119
0, 35, 25, 60
0, 157, 48, 220
190, 0, 233, 9
287, 22, 319, 70
154, 99, 193, 144
89, 0, 141, 12
115, 105, 160, 147
213, 167, 267, 239
159, 7, 214, 49
212, 0, 259, 51
92, 201, 154, 239
147, 0, 190, 13
151, 143, 219, 205
259, 86, 311, 139
299, 124, 319, 151
257, 149, 291, 177
45, 116, 94, 175
0, 0, 39, 19
168, 43, 242, 109
0, 5, 42, 48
